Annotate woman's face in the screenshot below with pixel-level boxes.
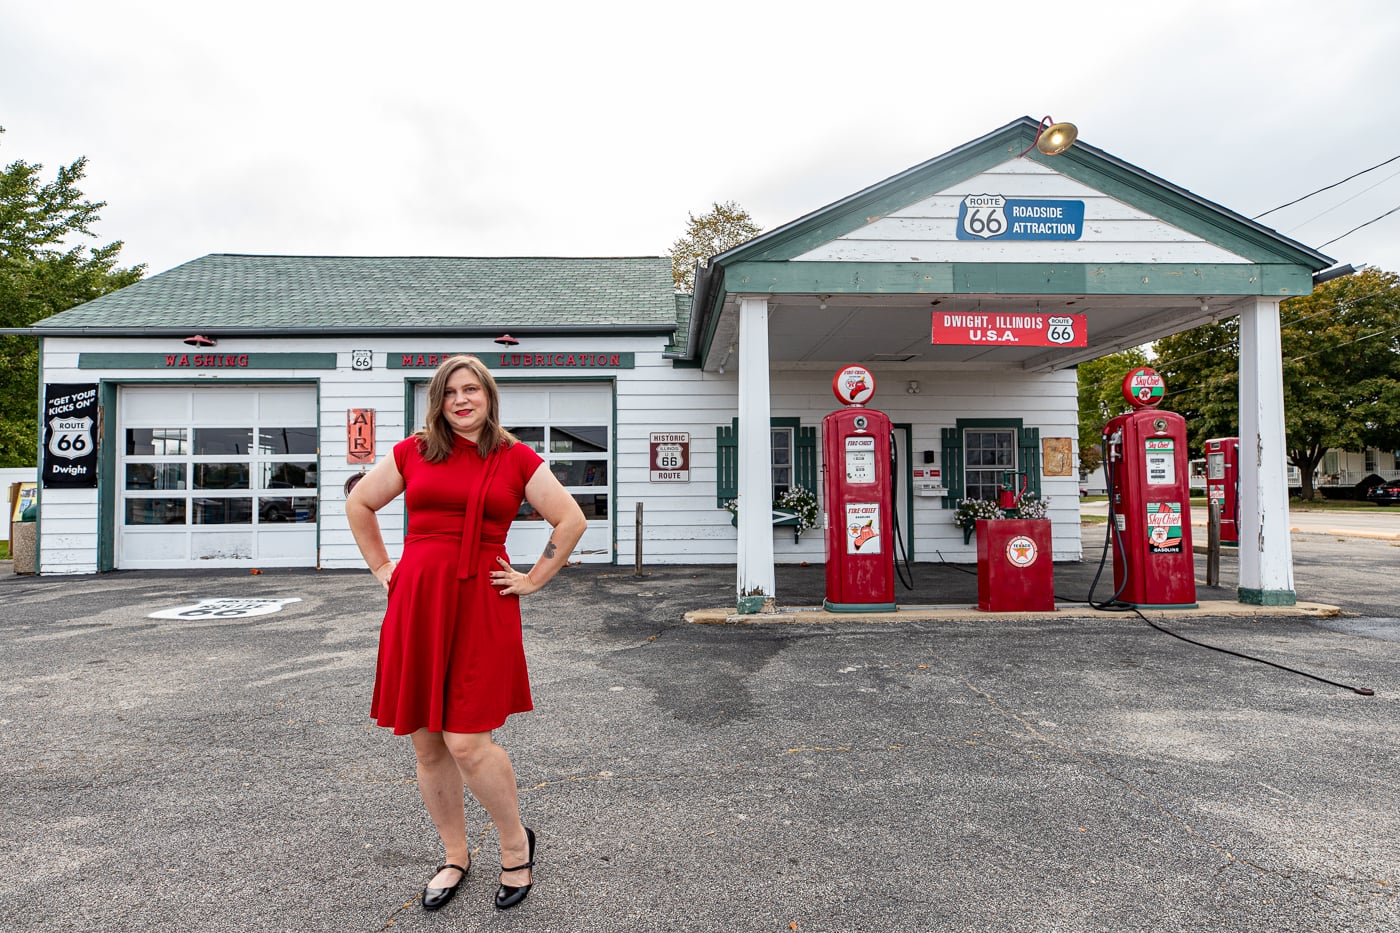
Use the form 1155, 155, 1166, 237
440, 366, 488, 439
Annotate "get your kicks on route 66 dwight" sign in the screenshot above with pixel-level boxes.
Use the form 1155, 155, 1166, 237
42, 383, 99, 488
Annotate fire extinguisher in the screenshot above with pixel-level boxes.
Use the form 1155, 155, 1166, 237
997, 471, 1028, 510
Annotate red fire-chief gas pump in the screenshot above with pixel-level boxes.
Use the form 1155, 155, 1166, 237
1101, 367, 1198, 608
1205, 436, 1239, 546
823, 364, 896, 612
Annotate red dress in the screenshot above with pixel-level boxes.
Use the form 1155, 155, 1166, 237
371, 434, 544, 736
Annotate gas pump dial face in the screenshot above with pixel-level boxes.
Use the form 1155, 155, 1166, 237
853, 415, 868, 431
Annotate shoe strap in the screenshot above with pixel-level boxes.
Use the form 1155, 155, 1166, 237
500, 859, 534, 872
434, 863, 470, 875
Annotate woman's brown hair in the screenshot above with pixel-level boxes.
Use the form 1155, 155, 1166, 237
415, 354, 517, 462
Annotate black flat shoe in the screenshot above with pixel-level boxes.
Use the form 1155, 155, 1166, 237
421, 859, 470, 912
494, 826, 535, 910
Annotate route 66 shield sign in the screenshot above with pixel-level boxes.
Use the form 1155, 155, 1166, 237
959, 194, 1007, 240
47, 416, 94, 460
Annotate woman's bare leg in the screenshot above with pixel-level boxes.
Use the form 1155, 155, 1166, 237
409, 729, 473, 888
442, 731, 531, 886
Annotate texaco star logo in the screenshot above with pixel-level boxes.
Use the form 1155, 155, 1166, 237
1005, 535, 1038, 568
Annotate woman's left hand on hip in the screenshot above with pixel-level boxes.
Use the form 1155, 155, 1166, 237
490, 557, 540, 596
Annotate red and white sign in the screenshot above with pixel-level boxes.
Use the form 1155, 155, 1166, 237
832, 365, 876, 405
1004, 534, 1039, 567
347, 408, 375, 464
649, 432, 690, 482
932, 312, 1087, 347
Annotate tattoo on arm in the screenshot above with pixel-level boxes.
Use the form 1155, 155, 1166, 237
543, 539, 557, 559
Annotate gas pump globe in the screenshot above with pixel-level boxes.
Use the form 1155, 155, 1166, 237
1101, 367, 1198, 608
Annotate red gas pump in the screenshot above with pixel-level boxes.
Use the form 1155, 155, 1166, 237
1101, 367, 1198, 608
1205, 436, 1239, 546
823, 365, 896, 612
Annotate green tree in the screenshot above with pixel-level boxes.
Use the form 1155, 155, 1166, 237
0, 128, 144, 466
1153, 268, 1400, 499
1076, 348, 1149, 478
669, 200, 760, 292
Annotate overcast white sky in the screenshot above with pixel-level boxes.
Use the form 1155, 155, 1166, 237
3, 0, 1398, 278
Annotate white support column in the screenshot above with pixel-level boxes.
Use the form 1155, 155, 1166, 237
1237, 296, 1296, 605
735, 297, 775, 609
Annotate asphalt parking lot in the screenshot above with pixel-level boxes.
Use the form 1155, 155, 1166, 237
1, 531, 1397, 932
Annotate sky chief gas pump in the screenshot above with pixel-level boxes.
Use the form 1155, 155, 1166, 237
1101, 367, 1198, 608
823, 365, 896, 612
1206, 436, 1240, 546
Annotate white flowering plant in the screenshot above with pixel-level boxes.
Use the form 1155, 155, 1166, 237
952, 496, 1006, 531
1014, 491, 1050, 520
723, 486, 821, 538
775, 486, 820, 535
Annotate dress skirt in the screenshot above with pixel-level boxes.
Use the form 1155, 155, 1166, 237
370, 534, 534, 736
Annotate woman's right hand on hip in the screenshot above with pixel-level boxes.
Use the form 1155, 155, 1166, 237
373, 559, 396, 592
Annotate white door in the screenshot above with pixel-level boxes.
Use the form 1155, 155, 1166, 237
414, 381, 613, 563
117, 386, 319, 569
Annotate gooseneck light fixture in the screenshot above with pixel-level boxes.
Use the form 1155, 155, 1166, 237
1019, 116, 1078, 157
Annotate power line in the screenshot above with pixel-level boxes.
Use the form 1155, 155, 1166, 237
1254, 153, 1400, 219
1317, 202, 1400, 249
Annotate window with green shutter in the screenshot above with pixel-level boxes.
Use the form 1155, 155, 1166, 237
942, 418, 1040, 505
715, 417, 817, 508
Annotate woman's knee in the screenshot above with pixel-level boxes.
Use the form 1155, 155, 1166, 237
443, 732, 498, 775
409, 730, 453, 767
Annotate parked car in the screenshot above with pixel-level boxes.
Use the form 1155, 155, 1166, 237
1363, 479, 1400, 505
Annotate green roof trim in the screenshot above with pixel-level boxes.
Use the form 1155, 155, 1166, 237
33, 254, 679, 333
680, 116, 1335, 364
721, 261, 1314, 296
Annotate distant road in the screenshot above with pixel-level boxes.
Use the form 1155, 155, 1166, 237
1078, 500, 1400, 540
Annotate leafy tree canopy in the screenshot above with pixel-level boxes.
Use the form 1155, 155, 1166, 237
1076, 348, 1149, 477
1, 127, 145, 466
669, 200, 760, 293
1152, 267, 1400, 498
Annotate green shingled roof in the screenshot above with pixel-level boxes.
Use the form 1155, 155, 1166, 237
34, 254, 679, 332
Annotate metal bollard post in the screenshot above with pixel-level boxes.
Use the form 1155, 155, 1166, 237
634, 501, 643, 577
1206, 499, 1220, 587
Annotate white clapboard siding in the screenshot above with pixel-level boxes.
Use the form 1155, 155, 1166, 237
794, 158, 1250, 266
36, 334, 1085, 572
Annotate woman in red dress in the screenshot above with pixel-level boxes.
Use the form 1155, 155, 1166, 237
347, 354, 586, 913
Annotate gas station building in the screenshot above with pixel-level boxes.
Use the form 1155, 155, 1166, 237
23, 117, 1332, 608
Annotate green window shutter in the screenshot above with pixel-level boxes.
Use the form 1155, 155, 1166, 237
795, 425, 817, 494
1018, 426, 1042, 498
716, 418, 738, 507
942, 427, 964, 504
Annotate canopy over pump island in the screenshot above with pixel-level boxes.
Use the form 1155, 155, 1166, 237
16, 118, 1330, 610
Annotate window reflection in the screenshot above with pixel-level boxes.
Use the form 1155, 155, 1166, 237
258, 497, 318, 523
194, 428, 254, 455
125, 498, 186, 525
126, 463, 186, 491
194, 463, 250, 489
508, 426, 545, 453
257, 427, 318, 456
126, 429, 187, 456
549, 460, 607, 487
192, 498, 253, 524
550, 426, 607, 453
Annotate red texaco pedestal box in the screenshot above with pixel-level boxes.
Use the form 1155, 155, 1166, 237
976, 519, 1055, 612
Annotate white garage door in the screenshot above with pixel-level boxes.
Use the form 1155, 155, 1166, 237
414, 381, 612, 563
117, 386, 319, 569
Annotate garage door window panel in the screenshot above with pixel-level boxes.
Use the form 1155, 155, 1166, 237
195, 428, 254, 455
126, 463, 185, 490
125, 499, 186, 525
127, 428, 188, 456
